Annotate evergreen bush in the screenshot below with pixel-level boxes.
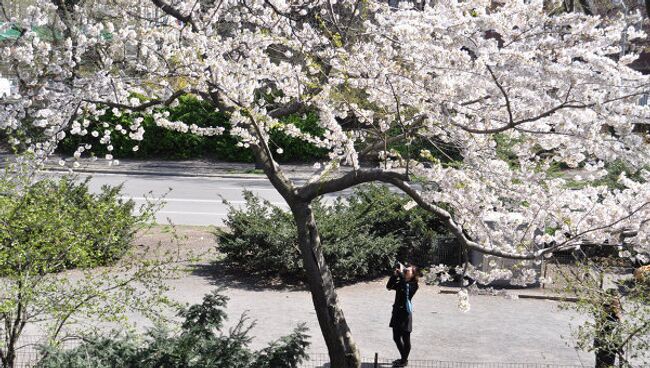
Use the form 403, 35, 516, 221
216, 185, 457, 284
37, 290, 310, 368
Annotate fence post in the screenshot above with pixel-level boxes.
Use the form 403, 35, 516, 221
374, 352, 378, 368
541, 259, 546, 289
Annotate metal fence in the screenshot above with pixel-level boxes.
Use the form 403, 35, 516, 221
1, 335, 82, 368
3, 343, 586, 368
300, 354, 585, 368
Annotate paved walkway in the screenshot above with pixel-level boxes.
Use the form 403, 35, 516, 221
164, 269, 591, 365
154, 229, 593, 366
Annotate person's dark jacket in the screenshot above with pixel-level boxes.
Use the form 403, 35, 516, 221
387, 274, 419, 332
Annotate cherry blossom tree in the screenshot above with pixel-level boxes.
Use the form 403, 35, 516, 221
2, 0, 650, 366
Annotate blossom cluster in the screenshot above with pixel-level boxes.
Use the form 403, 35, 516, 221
2, 0, 649, 287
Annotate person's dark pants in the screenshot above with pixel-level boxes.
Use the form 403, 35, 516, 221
392, 328, 411, 362
595, 349, 616, 368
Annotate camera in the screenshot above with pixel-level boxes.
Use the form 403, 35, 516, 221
395, 262, 407, 277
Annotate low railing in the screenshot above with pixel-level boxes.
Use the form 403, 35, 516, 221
300, 354, 585, 368
2, 338, 586, 368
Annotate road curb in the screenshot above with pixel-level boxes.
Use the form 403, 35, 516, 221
41, 166, 269, 180
438, 288, 578, 302
29, 166, 314, 181
516, 294, 579, 302
0, 154, 317, 180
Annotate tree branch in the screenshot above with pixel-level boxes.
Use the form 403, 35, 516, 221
150, 0, 199, 32
297, 168, 408, 201
539, 201, 650, 256
83, 89, 186, 112
485, 65, 514, 126
358, 116, 426, 158
577, 0, 594, 15
298, 170, 551, 259
386, 178, 539, 260
268, 100, 305, 119
454, 91, 648, 134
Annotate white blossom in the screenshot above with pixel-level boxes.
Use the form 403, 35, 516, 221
457, 289, 470, 313
3, 0, 649, 297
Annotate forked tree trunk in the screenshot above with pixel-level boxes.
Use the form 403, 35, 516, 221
292, 202, 361, 368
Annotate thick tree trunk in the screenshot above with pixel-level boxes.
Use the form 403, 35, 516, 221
292, 202, 361, 368
563, 0, 575, 12
248, 137, 360, 367
577, 0, 593, 15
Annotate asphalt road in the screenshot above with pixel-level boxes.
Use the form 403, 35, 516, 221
58, 172, 351, 226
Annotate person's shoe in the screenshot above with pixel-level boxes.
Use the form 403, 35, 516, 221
391, 359, 402, 366
392, 359, 407, 367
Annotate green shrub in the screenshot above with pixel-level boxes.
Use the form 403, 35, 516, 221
38, 337, 140, 368
216, 191, 300, 276
0, 175, 151, 274
37, 290, 310, 368
58, 95, 326, 162
215, 185, 457, 284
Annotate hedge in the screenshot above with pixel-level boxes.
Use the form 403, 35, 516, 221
57, 95, 327, 162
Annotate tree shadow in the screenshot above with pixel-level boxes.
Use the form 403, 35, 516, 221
189, 261, 308, 291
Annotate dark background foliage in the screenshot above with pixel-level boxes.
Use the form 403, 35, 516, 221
57, 96, 327, 162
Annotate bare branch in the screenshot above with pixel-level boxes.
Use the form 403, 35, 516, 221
150, 0, 199, 32
485, 64, 514, 126
386, 178, 539, 260
297, 168, 407, 201
299, 169, 545, 260
268, 100, 305, 119
358, 115, 426, 158
454, 91, 648, 134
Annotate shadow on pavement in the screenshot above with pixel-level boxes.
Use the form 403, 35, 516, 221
190, 261, 308, 291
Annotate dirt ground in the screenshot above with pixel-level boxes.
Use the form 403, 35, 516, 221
134, 224, 219, 260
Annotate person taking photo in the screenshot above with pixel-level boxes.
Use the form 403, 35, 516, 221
387, 263, 419, 367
